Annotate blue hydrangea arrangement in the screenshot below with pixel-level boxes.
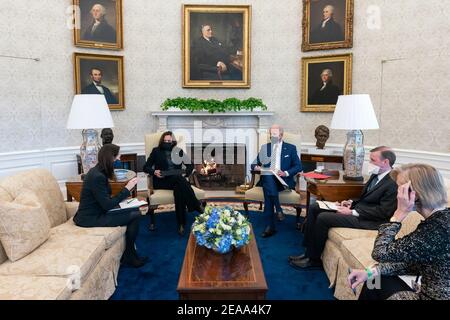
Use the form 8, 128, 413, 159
192, 206, 251, 254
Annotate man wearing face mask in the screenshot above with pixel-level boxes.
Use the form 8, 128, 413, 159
289, 146, 398, 269
143, 131, 204, 235
251, 125, 302, 238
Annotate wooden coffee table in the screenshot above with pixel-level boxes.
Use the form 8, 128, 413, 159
177, 226, 268, 300
66, 170, 137, 202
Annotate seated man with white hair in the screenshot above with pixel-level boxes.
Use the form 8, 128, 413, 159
83, 3, 116, 43
251, 125, 302, 238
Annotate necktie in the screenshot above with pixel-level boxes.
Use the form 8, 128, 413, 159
270, 144, 278, 170
367, 175, 379, 192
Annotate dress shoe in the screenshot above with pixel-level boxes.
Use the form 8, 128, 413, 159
178, 225, 185, 236
121, 255, 146, 268
288, 254, 306, 262
277, 212, 285, 221
261, 227, 277, 238
289, 258, 322, 270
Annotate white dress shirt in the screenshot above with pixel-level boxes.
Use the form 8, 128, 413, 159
272, 141, 289, 177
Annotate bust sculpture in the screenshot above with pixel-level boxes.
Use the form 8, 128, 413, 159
100, 128, 114, 145
315, 125, 330, 149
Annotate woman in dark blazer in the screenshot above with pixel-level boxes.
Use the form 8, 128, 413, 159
74, 144, 147, 268
143, 131, 203, 235
348, 164, 449, 300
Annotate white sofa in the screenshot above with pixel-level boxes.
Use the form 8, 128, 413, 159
0, 169, 126, 300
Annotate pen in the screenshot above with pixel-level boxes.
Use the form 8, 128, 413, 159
126, 199, 134, 204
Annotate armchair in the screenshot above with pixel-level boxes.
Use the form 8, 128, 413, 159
144, 132, 206, 230
243, 132, 305, 229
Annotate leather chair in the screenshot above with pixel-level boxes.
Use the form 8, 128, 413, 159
144, 132, 206, 230
243, 132, 305, 229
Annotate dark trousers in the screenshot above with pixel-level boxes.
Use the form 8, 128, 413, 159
359, 276, 415, 300
80, 210, 142, 258
303, 203, 378, 260
261, 175, 284, 230
155, 175, 201, 227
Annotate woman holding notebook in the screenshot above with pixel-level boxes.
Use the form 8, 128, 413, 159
74, 144, 147, 268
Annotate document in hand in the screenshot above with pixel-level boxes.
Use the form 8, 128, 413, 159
119, 198, 148, 209
260, 168, 289, 189
316, 200, 338, 211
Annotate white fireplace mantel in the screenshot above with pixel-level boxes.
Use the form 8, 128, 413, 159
150, 110, 275, 175
151, 110, 275, 131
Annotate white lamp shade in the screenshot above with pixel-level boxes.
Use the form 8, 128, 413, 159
66, 95, 114, 129
330, 94, 379, 130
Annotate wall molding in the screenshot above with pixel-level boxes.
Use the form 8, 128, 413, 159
1, 143, 449, 197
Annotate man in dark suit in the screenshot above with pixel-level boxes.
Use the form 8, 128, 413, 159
83, 4, 116, 43
252, 125, 302, 237
81, 67, 118, 104
190, 24, 242, 81
310, 68, 341, 105
289, 146, 398, 268
310, 4, 344, 44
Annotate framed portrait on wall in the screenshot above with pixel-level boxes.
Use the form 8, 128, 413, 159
73, 0, 123, 50
183, 4, 251, 88
302, 0, 353, 51
74, 53, 125, 110
301, 54, 352, 112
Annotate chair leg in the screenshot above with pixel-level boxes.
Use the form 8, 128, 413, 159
148, 205, 158, 231
259, 201, 263, 211
295, 206, 303, 231
243, 201, 249, 215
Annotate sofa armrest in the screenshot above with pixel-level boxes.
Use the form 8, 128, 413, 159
65, 201, 79, 220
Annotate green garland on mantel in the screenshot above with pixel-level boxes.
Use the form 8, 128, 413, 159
160, 97, 267, 113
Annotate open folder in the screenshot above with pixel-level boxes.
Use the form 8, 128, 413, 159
260, 169, 290, 189
108, 198, 148, 213
316, 200, 338, 211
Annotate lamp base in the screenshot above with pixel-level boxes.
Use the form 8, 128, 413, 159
343, 175, 364, 181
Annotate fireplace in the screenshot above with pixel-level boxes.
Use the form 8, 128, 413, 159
187, 144, 246, 190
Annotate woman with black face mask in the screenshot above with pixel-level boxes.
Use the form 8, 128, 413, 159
143, 131, 204, 235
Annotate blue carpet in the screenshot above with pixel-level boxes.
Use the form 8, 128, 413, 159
110, 211, 335, 300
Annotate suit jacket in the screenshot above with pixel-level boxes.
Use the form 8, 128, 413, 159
351, 173, 398, 226
310, 18, 344, 44
73, 165, 130, 227
251, 142, 302, 189
143, 147, 194, 189
191, 37, 231, 80
83, 20, 116, 43
310, 81, 341, 105
81, 83, 118, 105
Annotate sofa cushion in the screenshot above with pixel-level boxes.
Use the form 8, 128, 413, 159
149, 186, 205, 206
51, 218, 125, 249
65, 202, 79, 220
0, 275, 72, 300
0, 232, 106, 285
328, 227, 378, 246
0, 191, 51, 262
340, 237, 377, 270
0, 169, 67, 227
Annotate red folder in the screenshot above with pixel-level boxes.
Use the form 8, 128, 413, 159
302, 172, 331, 180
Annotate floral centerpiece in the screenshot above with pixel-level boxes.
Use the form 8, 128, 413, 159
192, 206, 251, 254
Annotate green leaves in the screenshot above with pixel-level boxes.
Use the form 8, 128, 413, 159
161, 97, 267, 113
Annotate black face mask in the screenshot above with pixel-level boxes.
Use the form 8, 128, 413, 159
162, 142, 172, 150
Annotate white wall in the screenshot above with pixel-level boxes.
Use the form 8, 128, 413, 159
0, 1, 449, 160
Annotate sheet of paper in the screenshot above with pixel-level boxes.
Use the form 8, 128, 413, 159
317, 200, 338, 211
260, 169, 289, 188
119, 198, 147, 209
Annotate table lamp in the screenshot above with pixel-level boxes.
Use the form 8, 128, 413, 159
67, 95, 114, 174
330, 94, 379, 181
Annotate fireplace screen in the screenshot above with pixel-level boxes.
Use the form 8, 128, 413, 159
187, 144, 246, 190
